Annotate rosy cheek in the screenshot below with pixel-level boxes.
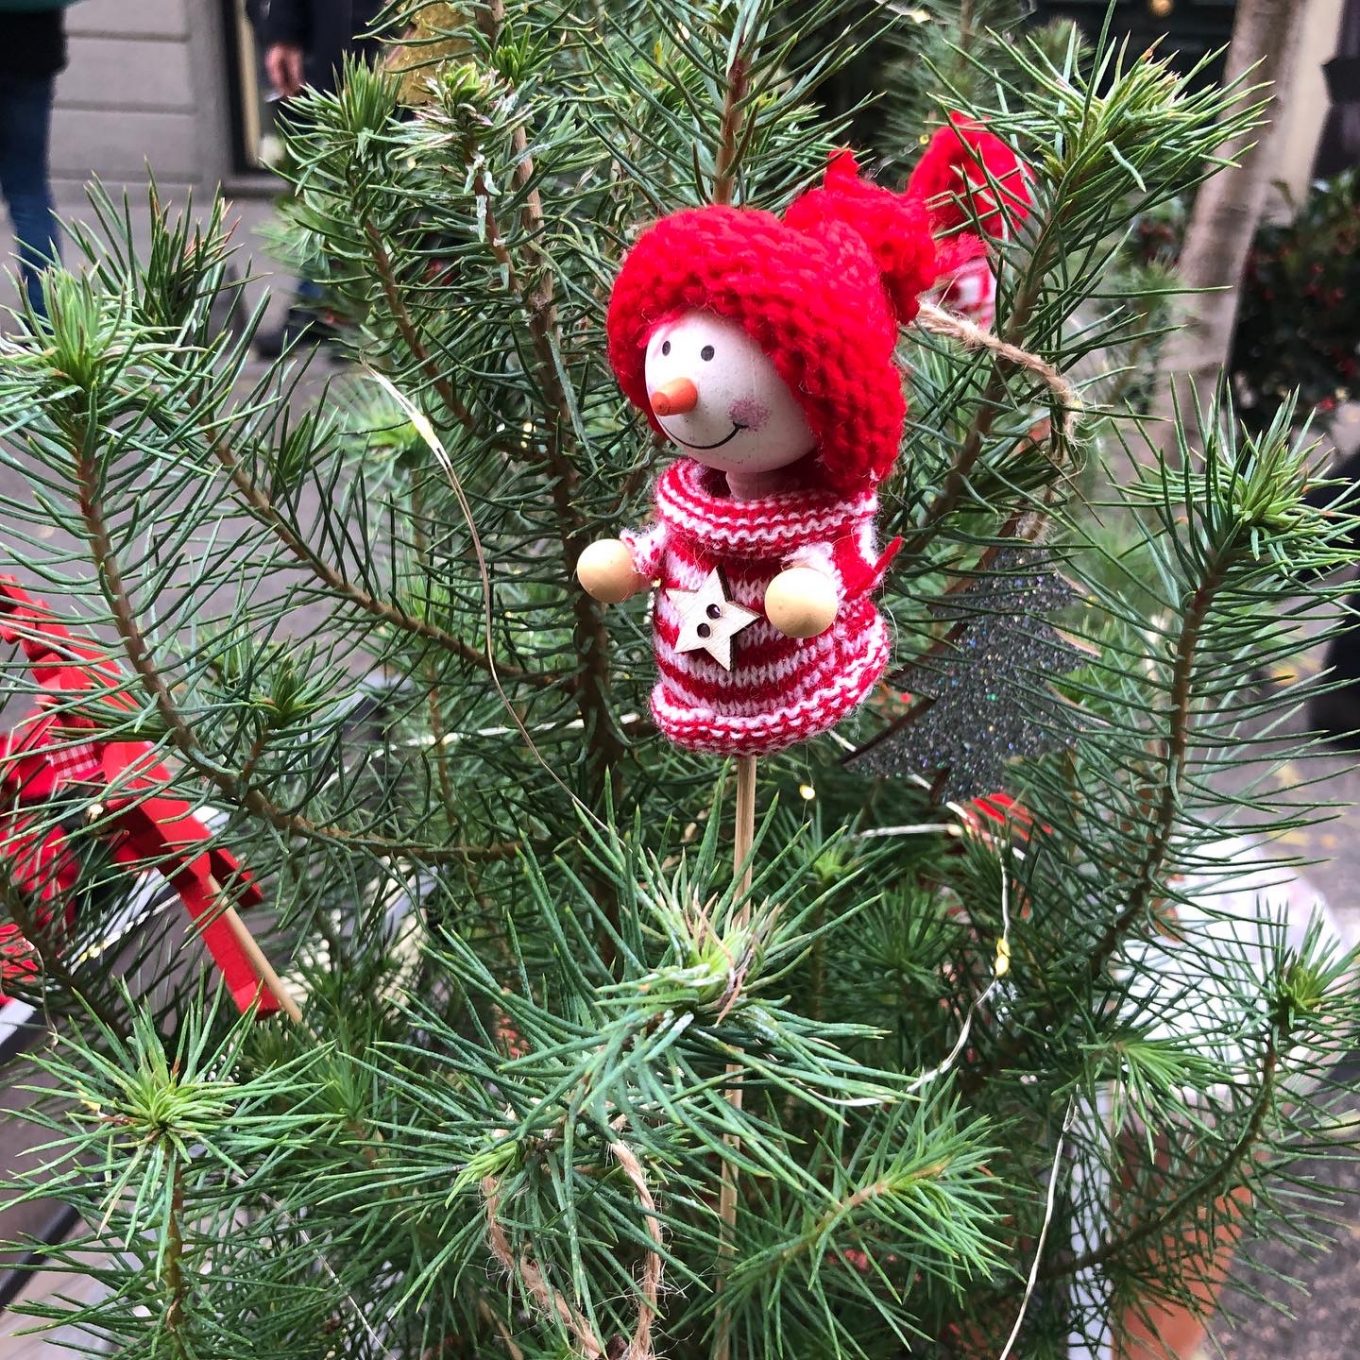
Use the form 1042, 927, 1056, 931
729, 397, 769, 430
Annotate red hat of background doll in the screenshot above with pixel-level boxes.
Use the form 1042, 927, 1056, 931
606, 118, 1029, 495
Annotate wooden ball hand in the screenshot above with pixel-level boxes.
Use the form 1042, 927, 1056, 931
764, 566, 837, 638
577, 538, 647, 603
578, 541, 836, 640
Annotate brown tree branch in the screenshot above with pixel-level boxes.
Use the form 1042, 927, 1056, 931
210, 433, 557, 689
471, 3, 623, 806
162, 1149, 191, 1356
711, 56, 749, 207
362, 217, 513, 452
1082, 554, 1227, 979
74, 439, 521, 865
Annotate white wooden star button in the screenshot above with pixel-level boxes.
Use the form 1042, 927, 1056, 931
667, 567, 758, 671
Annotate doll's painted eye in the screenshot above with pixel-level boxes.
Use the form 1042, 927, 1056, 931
661, 340, 671, 356
701, 345, 715, 361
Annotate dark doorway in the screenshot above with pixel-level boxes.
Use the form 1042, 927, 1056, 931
1031, 0, 1238, 89
220, 0, 279, 174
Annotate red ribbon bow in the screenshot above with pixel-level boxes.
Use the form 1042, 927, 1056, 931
0, 579, 280, 1014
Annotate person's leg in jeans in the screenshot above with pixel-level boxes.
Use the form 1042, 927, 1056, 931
0, 76, 61, 315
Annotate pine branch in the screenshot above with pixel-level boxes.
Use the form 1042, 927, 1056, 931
1083, 551, 1229, 978
472, 0, 625, 804
1046, 1030, 1279, 1280
360, 218, 493, 444
897, 245, 1059, 563
408, 468, 459, 823
955, 482, 1261, 1100
210, 432, 558, 688
75, 427, 520, 865
162, 1149, 191, 1357
768, 1176, 899, 1269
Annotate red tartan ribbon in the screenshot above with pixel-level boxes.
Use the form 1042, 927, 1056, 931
0, 579, 279, 1014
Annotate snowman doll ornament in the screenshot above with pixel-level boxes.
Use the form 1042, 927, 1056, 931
578, 311, 840, 646
579, 126, 1028, 758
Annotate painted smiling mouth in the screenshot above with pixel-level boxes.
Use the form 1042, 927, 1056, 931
665, 423, 747, 451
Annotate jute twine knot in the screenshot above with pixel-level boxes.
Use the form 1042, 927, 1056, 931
914, 299, 1083, 452
481, 1125, 664, 1360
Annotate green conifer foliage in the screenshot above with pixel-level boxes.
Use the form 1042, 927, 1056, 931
0, 3, 1357, 1358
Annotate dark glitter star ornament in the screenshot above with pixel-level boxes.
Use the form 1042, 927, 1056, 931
846, 546, 1093, 801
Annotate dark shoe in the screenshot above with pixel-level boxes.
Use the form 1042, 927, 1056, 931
254, 305, 344, 360
1308, 688, 1360, 750
1304, 448, 1360, 561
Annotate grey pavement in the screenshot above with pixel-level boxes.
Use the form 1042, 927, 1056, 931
1198, 1057, 1360, 1360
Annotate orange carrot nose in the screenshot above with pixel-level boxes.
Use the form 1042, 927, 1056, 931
650, 377, 699, 416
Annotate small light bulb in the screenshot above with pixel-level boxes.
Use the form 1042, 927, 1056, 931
994, 938, 1012, 977
798, 782, 816, 801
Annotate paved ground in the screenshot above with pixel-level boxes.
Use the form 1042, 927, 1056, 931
1, 199, 1358, 1357
1197, 1056, 1360, 1360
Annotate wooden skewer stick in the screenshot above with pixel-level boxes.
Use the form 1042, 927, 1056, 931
714, 753, 758, 1360
732, 753, 757, 910
206, 874, 304, 1025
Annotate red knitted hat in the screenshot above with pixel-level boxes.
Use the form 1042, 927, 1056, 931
904, 113, 1031, 241
607, 125, 1026, 494
908, 117, 1032, 330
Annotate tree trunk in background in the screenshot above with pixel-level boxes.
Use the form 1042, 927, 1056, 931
1153, 0, 1311, 438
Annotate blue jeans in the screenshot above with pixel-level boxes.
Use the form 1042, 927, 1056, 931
0, 76, 60, 314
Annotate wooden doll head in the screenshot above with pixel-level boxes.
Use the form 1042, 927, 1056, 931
643, 312, 817, 481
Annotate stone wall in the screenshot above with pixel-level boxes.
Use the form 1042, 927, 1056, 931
52, 0, 235, 193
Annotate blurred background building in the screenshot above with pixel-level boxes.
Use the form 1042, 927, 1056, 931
48, 0, 276, 200
46, 0, 1351, 207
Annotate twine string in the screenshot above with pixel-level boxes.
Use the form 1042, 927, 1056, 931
481, 1122, 664, 1360
914, 299, 1082, 448
482, 1172, 605, 1358
608, 1136, 665, 1360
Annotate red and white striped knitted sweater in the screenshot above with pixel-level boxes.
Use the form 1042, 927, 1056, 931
623, 459, 897, 755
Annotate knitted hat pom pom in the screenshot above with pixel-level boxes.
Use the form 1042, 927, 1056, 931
904, 112, 1032, 242
782, 149, 943, 327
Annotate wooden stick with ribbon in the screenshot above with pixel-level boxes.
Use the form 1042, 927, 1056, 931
713, 751, 758, 1360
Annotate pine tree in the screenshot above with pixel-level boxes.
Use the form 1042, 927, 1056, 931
1, 3, 1357, 1358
